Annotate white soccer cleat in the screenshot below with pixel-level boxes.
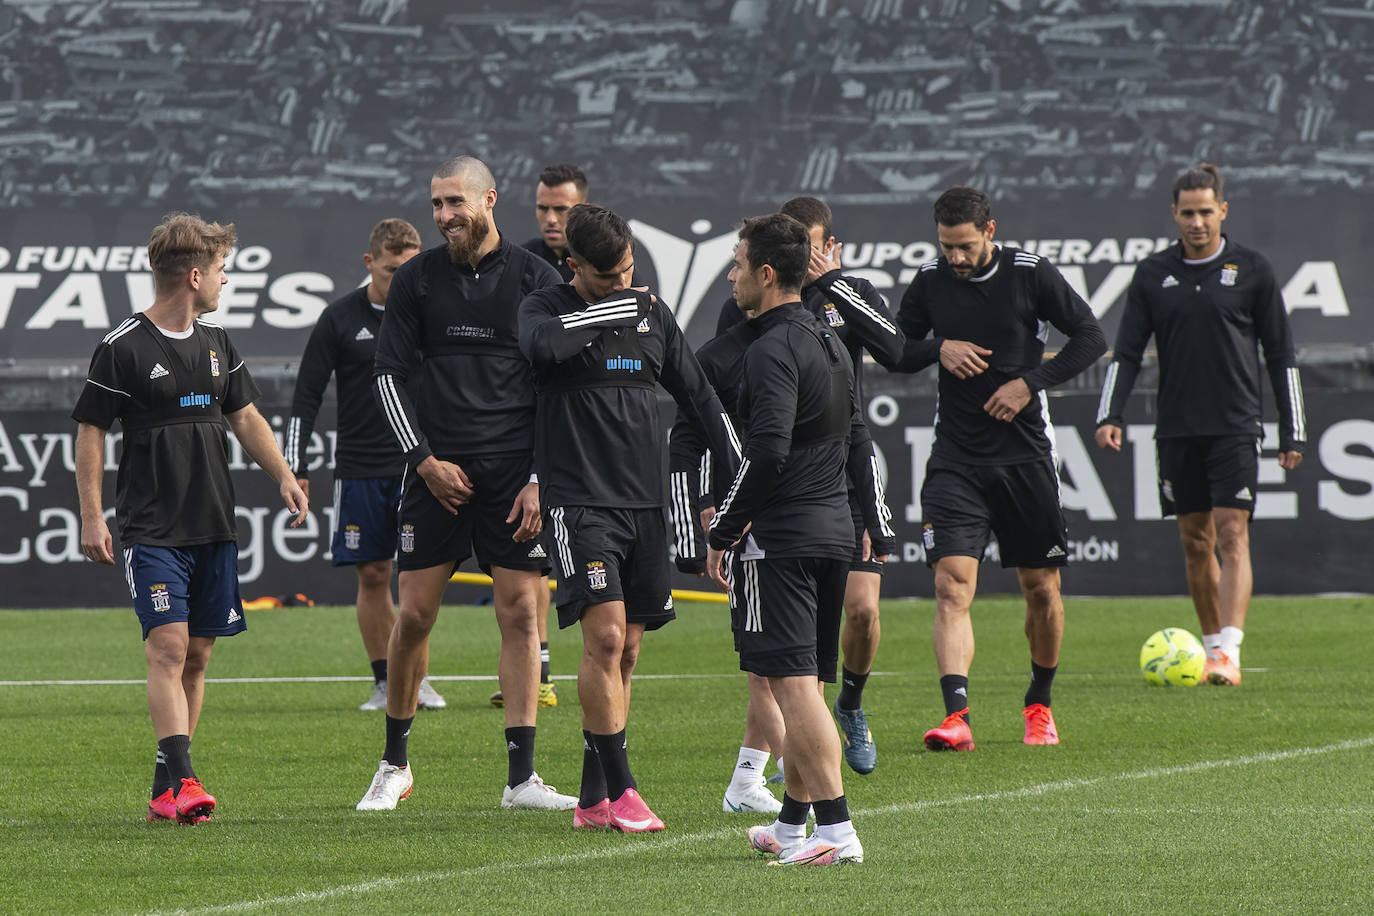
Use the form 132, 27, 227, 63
501, 772, 577, 811
747, 822, 806, 858
723, 781, 782, 814
356, 761, 413, 810
417, 678, 447, 710
358, 681, 387, 711
768, 830, 864, 866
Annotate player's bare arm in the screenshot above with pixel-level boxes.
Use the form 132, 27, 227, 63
415, 454, 474, 514
75, 422, 115, 565
939, 339, 992, 379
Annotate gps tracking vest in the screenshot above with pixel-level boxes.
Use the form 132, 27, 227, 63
119, 313, 225, 432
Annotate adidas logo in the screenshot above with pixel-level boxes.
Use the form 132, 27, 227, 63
663, 597, 673, 610
738, 761, 755, 770
1162, 275, 1179, 288
226, 607, 242, 624
507, 740, 519, 751
527, 543, 546, 559
955, 687, 967, 697
1234, 487, 1252, 500
1045, 545, 1066, 559
149, 363, 169, 379
355, 327, 374, 341
636, 317, 651, 333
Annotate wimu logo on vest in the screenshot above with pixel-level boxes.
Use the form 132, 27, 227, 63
606, 357, 642, 372
180, 393, 213, 408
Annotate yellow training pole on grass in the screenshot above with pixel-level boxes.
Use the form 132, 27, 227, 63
449, 570, 727, 605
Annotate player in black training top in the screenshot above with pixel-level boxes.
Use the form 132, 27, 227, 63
881, 186, 1106, 753
521, 163, 586, 282
1095, 164, 1306, 687
668, 295, 896, 813
519, 204, 741, 834
356, 156, 575, 814
73, 213, 307, 826
715, 196, 901, 775
285, 218, 450, 712
704, 213, 865, 866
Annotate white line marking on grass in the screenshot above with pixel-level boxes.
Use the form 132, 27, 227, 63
0, 672, 903, 688
147, 736, 1374, 916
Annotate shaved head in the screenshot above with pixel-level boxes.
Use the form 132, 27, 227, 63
433, 155, 496, 194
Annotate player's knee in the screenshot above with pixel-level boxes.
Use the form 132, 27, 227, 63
583, 623, 626, 668
843, 598, 880, 629
356, 560, 392, 590
395, 604, 438, 639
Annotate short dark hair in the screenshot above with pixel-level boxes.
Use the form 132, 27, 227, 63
368, 218, 422, 257
564, 204, 633, 271
778, 196, 832, 238
1172, 163, 1224, 203
538, 163, 588, 197
933, 186, 992, 230
738, 213, 809, 292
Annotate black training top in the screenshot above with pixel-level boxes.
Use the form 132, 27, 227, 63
72, 313, 259, 546
888, 245, 1107, 467
521, 236, 575, 282
708, 302, 855, 560
372, 238, 560, 469
519, 285, 740, 510
286, 286, 407, 481
1096, 237, 1306, 451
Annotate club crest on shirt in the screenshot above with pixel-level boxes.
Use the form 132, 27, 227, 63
400, 524, 415, 553
1220, 264, 1238, 287
586, 561, 608, 591
150, 583, 171, 613
824, 304, 845, 327
344, 525, 361, 551
208, 349, 220, 376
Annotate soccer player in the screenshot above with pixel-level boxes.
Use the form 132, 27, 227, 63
882, 186, 1106, 751
1095, 163, 1306, 686
669, 272, 895, 812
521, 163, 586, 282
74, 213, 308, 824
519, 204, 741, 833
356, 156, 574, 813
715, 196, 901, 775
706, 213, 865, 866
285, 218, 447, 712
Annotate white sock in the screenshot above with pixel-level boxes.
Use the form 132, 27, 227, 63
1219, 626, 1243, 665
815, 819, 857, 844
1202, 632, 1222, 655
772, 818, 807, 843
729, 746, 770, 791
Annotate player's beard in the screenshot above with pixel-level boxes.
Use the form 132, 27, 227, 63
445, 212, 491, 266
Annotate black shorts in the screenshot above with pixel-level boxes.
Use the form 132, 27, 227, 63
547, 505, 674, 631
849, 506, 887, 575
732, 554, 847, 681
1157, 435, 1259, 517
920, 459, 1068, 569
330, 475, 402, 566
395, 456, 551, 575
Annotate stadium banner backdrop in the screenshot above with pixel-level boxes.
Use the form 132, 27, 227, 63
0, 194, 1364, 360
3, 385, 1371, 608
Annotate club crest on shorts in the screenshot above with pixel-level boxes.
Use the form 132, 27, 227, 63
1161, 479, 1174, 502
150, 583, 171, 613
400, 524, 415, 553
1220, 264, 1238, 287
208, 348, 220, 376
344, 525, 361, 551
922, 524, 935, 550
586, 561, 608, 590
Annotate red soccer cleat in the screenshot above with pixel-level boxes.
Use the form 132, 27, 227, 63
572, 798, 612, 830
1022, 703, 1060, 745
1204, 650, 1241, 686
147, 789, 177, 822
174, 777, 216, 825
607, 788, 664, 833
924, 709, 975, 751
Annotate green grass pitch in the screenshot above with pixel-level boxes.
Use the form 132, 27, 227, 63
1, 595, 1372, 914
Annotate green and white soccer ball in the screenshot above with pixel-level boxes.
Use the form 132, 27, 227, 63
1140, 627, 1205, 687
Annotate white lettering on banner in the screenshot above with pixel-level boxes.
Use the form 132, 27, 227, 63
1126, 424, 1162, 520
0, 247, 9, 270
903, 425, 935, 523
216, 273, 266, 328
125, 274, 155, 313
0, 487, 31, 563
1256, 422, 1297, 519
263, 273, 331, 328
0, 422, 25, 472
1057, 265, 1137, 319
23, 274, 109, 329
234, 505, 271, 583
1282, 261, 1349, 316
271, 508, 318, 562
0, 274, 43, 327
868, 395, 899, 427
18, 432, 73, 487
36, 507, 82, 563
1317, 419, 1374, 520
1055, 427, 1116, 520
